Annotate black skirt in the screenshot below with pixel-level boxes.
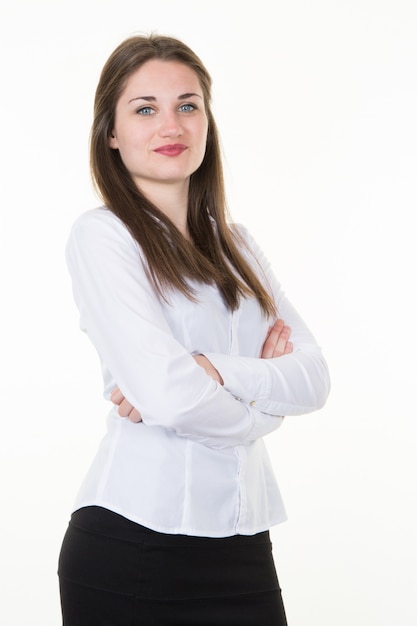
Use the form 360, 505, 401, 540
58, 506, 287, 625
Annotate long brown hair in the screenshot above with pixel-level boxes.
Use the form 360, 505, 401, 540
90, 34, 276, 316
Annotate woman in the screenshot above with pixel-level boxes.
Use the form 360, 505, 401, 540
58, 34, 330, 625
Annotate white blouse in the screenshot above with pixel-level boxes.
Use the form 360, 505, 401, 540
66, 207, 330, 538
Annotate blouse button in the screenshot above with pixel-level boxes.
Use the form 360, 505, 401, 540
250, 400, 256, 407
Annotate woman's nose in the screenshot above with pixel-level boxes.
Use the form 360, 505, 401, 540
158, 112, 183, 137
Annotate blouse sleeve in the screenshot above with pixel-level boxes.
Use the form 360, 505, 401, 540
203, 225, 331, 417
66, 209, 287, 450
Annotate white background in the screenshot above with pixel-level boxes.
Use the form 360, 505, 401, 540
1, 1, 416, 624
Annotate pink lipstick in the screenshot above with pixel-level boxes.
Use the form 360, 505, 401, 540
154, 144, 187, 157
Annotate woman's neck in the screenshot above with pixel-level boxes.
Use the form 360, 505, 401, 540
139, 179, 190, 239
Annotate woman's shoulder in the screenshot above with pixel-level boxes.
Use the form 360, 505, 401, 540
65, 207, 141, 270
228, 221, 259, 255
70, 205, 122, 230
68, 206, 133, 244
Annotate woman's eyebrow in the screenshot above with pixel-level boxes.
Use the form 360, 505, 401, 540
128, 93, 202, 104
128, 95, 156, 103
178, 92, 203, 100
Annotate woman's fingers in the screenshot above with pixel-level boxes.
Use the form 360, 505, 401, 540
274, 325, 291, 357
118, 397, 134, 417
127, 408, 142, 423
110, 388, 142, 422
261, 320, 284, 358
284, 341, 293, 355
110, 387, 124, 404
119, 398, 142, 422
261, 319, 293, 359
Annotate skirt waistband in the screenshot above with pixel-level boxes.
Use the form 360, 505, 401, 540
70, 506, 271, 547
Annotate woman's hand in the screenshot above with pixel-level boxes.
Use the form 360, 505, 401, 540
193, 354, 224, 385
110, 388, 142, 423
261, 319, 293, 359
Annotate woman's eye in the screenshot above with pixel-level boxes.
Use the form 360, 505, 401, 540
137, 107, 154, 116
179, 103, 196, 113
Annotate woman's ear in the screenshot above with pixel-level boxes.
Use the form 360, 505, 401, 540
109, 132, 118, 149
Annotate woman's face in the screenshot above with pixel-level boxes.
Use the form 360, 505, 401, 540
109, 59, 209, 195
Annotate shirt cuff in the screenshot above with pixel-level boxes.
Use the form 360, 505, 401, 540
203, 352, 279, 415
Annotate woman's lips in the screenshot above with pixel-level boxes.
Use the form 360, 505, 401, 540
154, 144, 188, 156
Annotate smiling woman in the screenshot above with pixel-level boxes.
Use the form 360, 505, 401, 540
57, 33, 330, 626
108, 59, 209, 231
